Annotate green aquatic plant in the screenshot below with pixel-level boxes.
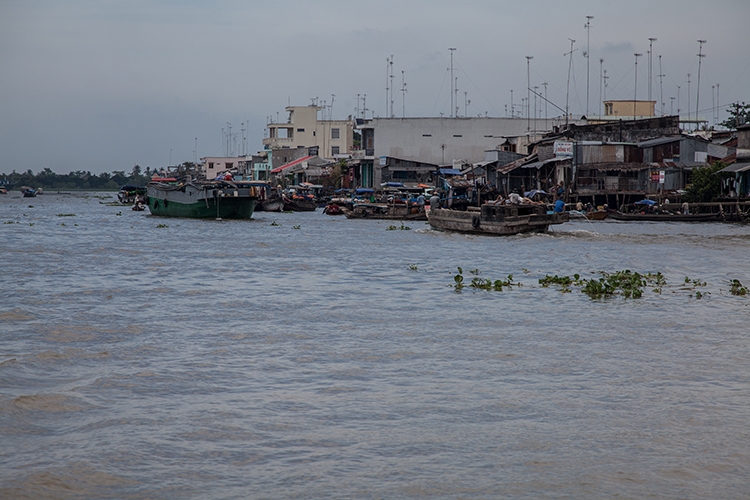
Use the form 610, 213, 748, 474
452, 267, 518, 292
408, 264, 418, 271
56, 213, 76, 217
292, 225, 301, 230
270, 221, 280, 226
156, 223, 168, 228
730, 279, 748, 296
386, 223, 411, 230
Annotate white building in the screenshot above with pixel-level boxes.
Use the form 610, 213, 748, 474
356, 116, 575, 187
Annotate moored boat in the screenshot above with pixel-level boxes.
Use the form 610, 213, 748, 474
428, 203, 568, 235
344, 202, 427, 221
608, 211, 724, 222
118, 185, 147, 204
20, 186, 37, 197
146, 179, 260, 219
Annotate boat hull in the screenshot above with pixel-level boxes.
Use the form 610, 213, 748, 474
428, 205, 568, 235
345, 203, 427, 221
147, 182, 258, 219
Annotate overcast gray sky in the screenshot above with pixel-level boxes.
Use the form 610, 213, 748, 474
2, 0, 749, 175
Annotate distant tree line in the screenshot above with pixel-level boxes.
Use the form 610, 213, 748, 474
0, 165, 155, 191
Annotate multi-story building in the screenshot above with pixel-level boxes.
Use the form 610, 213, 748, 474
263, 105, 354, 169
355, 116, 572, 187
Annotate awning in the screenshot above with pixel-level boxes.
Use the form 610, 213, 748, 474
521, 157, 569, 169
719, 162, 750, 173
271, 155, 313, 174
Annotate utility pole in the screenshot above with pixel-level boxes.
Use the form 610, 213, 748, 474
634, 53, 642, 119
449, 48, 456, 118
585, 16, 594, 117
526, 55, 533, 132
696, 39, 706, 123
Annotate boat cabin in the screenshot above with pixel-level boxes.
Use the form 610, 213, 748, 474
480, 203, 547, 222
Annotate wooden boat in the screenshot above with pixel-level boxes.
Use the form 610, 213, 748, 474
146, 179, 260, 219
20, 186, 37, 197
282, 196, 317, 212
117, 185, 147, 204
585, 210, 608, 220
428, 203, 568, 235
344, 202, 428, 221
608, 211, 724, 222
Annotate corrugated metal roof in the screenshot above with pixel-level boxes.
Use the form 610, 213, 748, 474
719, 162, 750, 173
637, 136, 681, 148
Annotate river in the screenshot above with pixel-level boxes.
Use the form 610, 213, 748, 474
1, 192, 748, 499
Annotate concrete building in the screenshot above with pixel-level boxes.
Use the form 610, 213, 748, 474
356, 116, 572, 187
263, 105, 354, 168
602, 100, 656, 119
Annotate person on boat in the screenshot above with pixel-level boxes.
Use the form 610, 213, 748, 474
508, 189, 521, 204
682, 201, 689, 215
429, 193, 441, 211
554, 198, 565, 213
416, 194, 426, 206
492, 194, 505, 205
575, 201, 583, 211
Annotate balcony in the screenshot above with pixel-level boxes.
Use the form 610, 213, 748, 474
263, 137, 295, 147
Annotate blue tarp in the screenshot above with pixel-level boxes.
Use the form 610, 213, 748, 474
635, 199, 657, 206
438, 168, 462, 175
355, 188, 375, 194
524, 189, 547, 198
383, 182, 404, 187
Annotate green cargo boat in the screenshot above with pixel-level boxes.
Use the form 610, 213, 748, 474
146, 179, 261, 219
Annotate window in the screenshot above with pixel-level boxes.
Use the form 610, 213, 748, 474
331, 128, 340, 139
422, 134, 432, 137
331, 146, 340, 155
453, 134, 463, 137
297, 128, 305, 132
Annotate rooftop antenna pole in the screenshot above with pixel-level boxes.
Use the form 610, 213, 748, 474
565, 39, 575, 128
585, 16, 594, 117
449, 48, 456, 118
464, 91, 468, 117
658, 55, 665, 116
716, 83, 719, 125
542, 82, 548, 129
599, 59, 604, 118
696, 39, 706, 123
401, 70, 407, 118
603, 69, 608, 102
385, 57, 390, 118
510, 89, 514, 118
712, 85, 716, 127
389, 57, 394, 118
687, 74, 691, 125
670, 96, 675, 115
455, 77, 459, 118
648, 38, 656, 103
526, 55, 533, 132
677, 85, 681, 117
634, 53, 642, 119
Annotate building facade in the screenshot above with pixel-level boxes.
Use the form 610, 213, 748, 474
263, 106, 354, 168
356, 116, 572, 187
